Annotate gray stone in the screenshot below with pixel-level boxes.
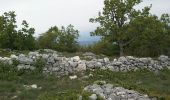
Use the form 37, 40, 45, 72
104, 57, 110, 63
84, 83, 151, 100
118, 57, 127, 62
158, 55, 169, 62
10, 54, 18, 60
76, 62, 86, 71
18, 54, 34, 64
17, 64, 35, 70
89, 94, 97, 100
72, 56, 80, 62
83, 52, 95, 56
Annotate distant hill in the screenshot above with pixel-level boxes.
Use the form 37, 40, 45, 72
78, 41, 97, 46
78, 33, 100, 46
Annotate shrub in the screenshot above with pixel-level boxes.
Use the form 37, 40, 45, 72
34, 58, 46, 73
0, 62, 18, 80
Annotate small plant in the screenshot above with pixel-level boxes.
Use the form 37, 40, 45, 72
0, 62, 18, 80
34, 58, 46, 73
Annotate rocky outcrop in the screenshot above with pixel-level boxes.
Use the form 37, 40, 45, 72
84, 83, 151, 100
0, 50, 170, 76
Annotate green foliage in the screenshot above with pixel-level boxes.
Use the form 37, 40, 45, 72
91, 40, 119, 56
38, 25, 79, 52
0, 11, 36, 50
34, 58, 45, 73
90, 0, 170, 57
0, 62, 18, 81
79, 40, 119, 56
125, 13, 170, 57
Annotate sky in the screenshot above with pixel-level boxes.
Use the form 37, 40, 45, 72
0, 0, 170, 41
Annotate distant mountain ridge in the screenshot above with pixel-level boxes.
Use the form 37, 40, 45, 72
78, 41, 97, 46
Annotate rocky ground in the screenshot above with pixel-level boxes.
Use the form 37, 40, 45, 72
84, 83, 151, 100
0, 49, 170, 100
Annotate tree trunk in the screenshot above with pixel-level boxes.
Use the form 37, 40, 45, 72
119, 42, 124, 56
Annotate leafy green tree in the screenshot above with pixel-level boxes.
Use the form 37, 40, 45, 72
0, 11, 17, 49
90, 0, 170, 56
125, 13, 170, 56
0, 11, 36, 50
56, 25, 79, 52
38, 26, 59, 49
38, 25, 79, 52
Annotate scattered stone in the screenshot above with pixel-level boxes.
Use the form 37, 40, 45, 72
69, 75, 77, 80
31, 84, 38, 89
23, 84, 39, 90
84, 83, 151, 100
11, 95, 18, 99
78, 95, 83, 100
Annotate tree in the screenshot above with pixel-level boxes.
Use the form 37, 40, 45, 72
56, 25, 79, 52
0, 11, 17, 49
38, 25, 79, 52
90, 0, 153, 56
125, 14, 170, 56
38, 26, 59, 49
0, 11, 36, 50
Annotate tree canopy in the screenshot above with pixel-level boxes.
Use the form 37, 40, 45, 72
38, 25, 79, 52
90, 0, 170, 56
0, 11, 36, 50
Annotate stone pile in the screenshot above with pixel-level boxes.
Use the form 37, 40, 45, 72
103, 56, 170, 72
0, 50, 170, 76
84, 83, 151, 100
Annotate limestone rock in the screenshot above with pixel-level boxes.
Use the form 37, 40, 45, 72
73, 56, 80, 62
76, 62, 86, 71
89, 94, 97, 100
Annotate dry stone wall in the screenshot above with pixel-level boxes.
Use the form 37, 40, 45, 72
0, 49, 170, 76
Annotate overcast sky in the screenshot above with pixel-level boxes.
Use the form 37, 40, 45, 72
0, 0, 170, 41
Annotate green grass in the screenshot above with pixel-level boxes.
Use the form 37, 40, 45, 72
0, 62, 170, 100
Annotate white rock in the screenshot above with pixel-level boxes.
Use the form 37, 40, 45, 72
89, 94, 97, 100
158, 55, 169, 62
104, 57, 110, 63
69, 75, 77, 80
31, 84, 38, 89
73, 56, 80, 62
118, 56, 127, 62
76, 62, 86, 71
10, 54, 18, 60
